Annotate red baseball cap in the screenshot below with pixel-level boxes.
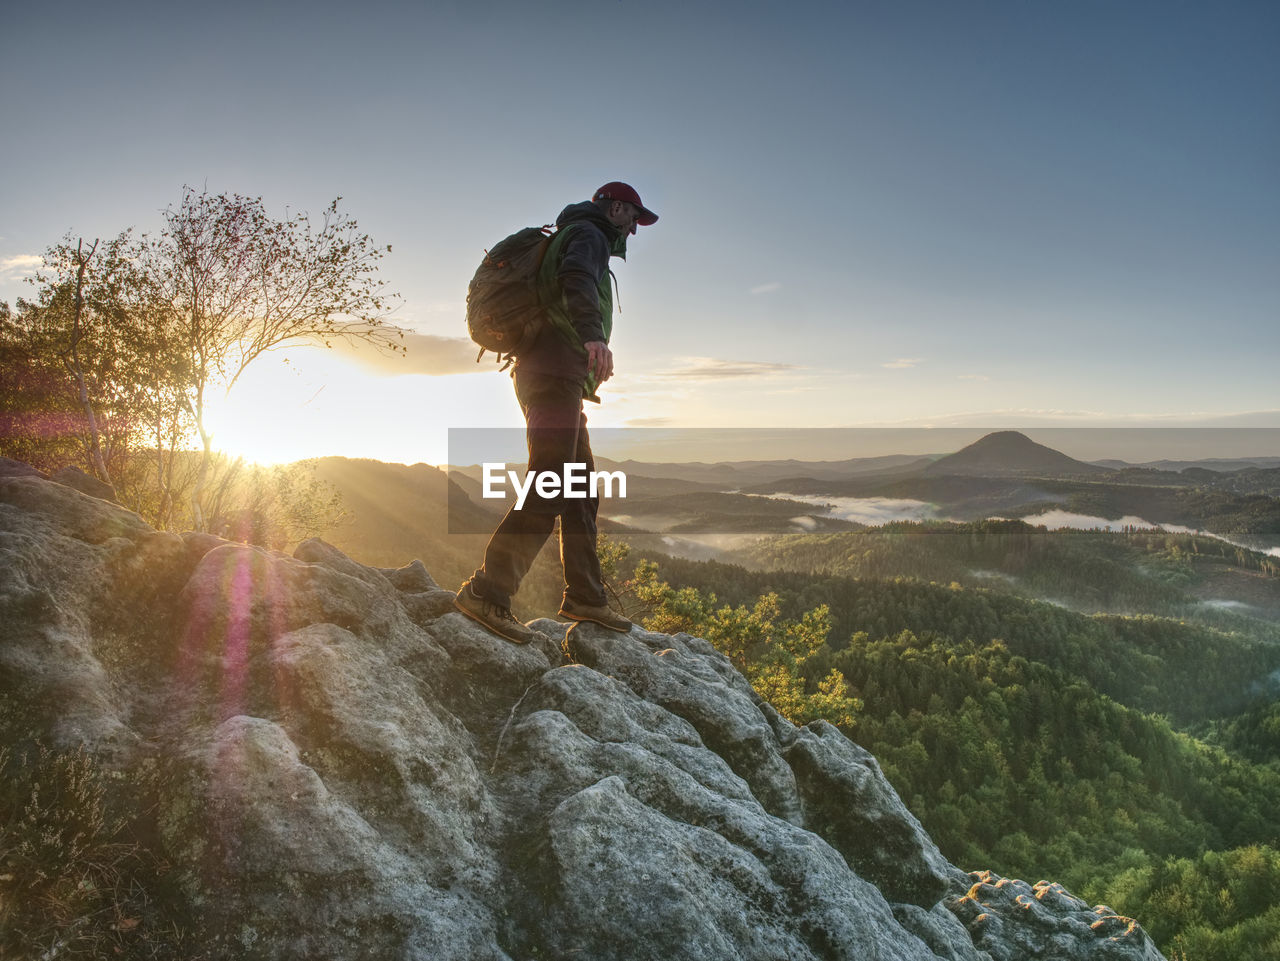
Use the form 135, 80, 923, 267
593, 182, 659, 226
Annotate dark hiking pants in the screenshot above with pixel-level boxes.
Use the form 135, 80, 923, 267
470, 369, 607, 610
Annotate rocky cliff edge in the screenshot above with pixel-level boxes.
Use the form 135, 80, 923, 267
0, 460, 1165, 960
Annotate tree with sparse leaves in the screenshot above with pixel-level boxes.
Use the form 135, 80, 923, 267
0, 297, 83, 473
1, 231, 186, 490
1, 187, 397, 545
143, 187, 403, 529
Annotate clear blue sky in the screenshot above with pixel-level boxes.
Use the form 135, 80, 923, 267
2, 0, 1277, 464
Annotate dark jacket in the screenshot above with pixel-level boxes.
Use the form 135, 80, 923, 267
515, 201, 626, 394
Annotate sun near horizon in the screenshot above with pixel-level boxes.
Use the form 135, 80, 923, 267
201, 343, 1280, 471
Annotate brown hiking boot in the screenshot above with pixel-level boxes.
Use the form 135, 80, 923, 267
454, 582, 540, 645
558, 599, 632, 633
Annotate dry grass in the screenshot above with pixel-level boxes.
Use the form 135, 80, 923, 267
0, 742, 203, 960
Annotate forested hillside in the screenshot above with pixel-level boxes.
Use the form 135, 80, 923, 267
607, 525, 1280, 960
729, 520, 1280, 623
748, 461, 1280, 542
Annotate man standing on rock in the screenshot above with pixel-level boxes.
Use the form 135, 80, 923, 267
455, 182, 658, 644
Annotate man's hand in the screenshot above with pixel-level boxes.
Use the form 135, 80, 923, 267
584, 341, 614, 383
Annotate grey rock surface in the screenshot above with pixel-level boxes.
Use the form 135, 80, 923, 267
0, 470, 1167, 960
51, 464, 119, 502
947, 872, 1166, 961
893, 902, 993, 961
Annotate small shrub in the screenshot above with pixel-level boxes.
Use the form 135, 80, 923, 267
0, 742, 202, 959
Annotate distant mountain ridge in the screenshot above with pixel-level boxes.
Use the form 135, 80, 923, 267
448, 433, 1280, 488
1094, 457, 1280, 472
922, 430, 1109, 477
596, 453, 936, 485
448, 455, 936, 488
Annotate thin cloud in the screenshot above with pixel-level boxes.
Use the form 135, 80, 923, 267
854, 408, 1280, 428
1191, 409, 1280, 427
749, 281, 781, 295
859, 408, 1121, 427
412, 301, 465, 317
625, 416, 675, 427
957, 374, 991, 381
654, 357, 802, 380
882, 358, 923, 369
330, 330, 482, 376
0, 254, 42, 279
764, 384, 829, 395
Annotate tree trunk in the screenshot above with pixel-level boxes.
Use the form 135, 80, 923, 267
191, 400, 211, 532
63, 239, 114, 490
153, 411, 175, 530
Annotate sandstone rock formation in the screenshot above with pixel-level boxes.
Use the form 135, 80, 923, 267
0, 461, 1166, 960
949, 873, 1165, 961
